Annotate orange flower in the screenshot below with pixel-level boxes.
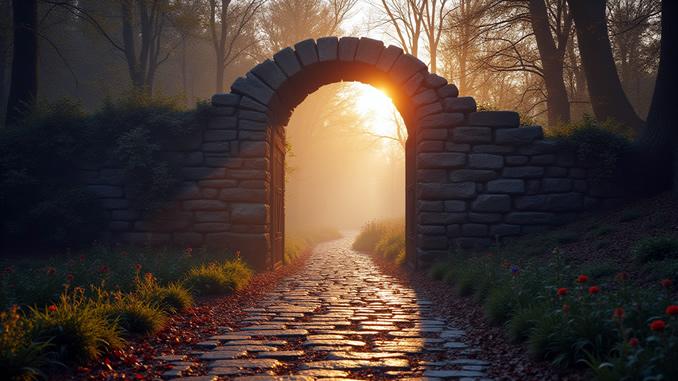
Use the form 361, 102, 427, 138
613, 307, 624, 319
557, 287, 568, 296
666, 305, 678, 316
649, 320, 666, 331
661, 279, 673, 288
47, 304, 57, 312
589, 285, 601, 295
629, 337, 639, 347
576, 274, 589, 283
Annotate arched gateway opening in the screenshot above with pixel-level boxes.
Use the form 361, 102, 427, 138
212, 37, 443, 270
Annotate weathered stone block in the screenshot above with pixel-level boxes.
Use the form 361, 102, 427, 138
444, 200, 467, 212
419, 129, 447, 140
418, 234, 448, 249
185, 152, 204, 166
437, 84, 459, 98
469, 154, 503, 169
239, 110, 268, 122
413, 89, 438, 106
207, 116, 237, 130
389, 53, 427, 83
505, 155, 528, 165
317, 37, 339, 61
231, 203, 269, 224
419, 183, 476, 199
212, 93, 240, 107
87, 185, 123, 198
273, 47, 301, 76
542, 178, 573, 193
453, 127, 492, 143
469, 213, 502, 223
515, 195, 547, 210
545, 193, 584, 211
418, 153, 466, 168
112, 210, 140, 221
101, 198, 129, 209
418, 141, 444, 152
491, 224, 521, 237
294, 39, 318, 66
502, 166, 544, 178
195, 211, 229, 223
121, 232, 171, 245
355, 37, 384, 65
486, 179, 525, 194
240, 141, 269, 157
109, 221, 129, 231
251, 59, 287, 90
472, 194, 511, 212
445, 143, 471, 152
468, 111, 519, 128
417, 169, 447, 183
443, 97, 476, 113
204, 130, 237, 142
530, 154, 556, 165
376, 45, 403, 72
338, 37, 360, 61
219, 188, 266, 202
418, 225, 446, 235
193, 223, 230, 233
202, 142, 230, 153
181, 167, 225, 180
231, 75, 274, 105
418, 200, 444, 211
448, 169, 496, 182
414, 100, 442, 119
545, 166, 568, 177
183, 200, 228, 211
495, 126, 544, 145
424, 73, 447, 88
517, 140, 560, 155
403, 72, 425, 97
446, 224, 461, 237
462, 224, 488, 236
472, 145, 515, 154
239, 119, 267, 131
420, 113, 464, 128
505, 212, 555, 225
199, 179, 238, 188
569, 168, 587, 178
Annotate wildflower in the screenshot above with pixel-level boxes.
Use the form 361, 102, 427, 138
629, 337, 639, 347
666, 305, 678, 316
649, 320, 666, 332
99, 265, 109, 274
134, 263, 142, 272
185, 247, 193, 256
235, 250, 241, 261
66, 273, 74, 283
562, 304, 570, 314
510, 265, 520, 276
589, 285, 601, 295
613, 307, 624, 319
661, 279, 673, 288
557, 287, 568, 296
46, 267, 56, 276
144, 272, 155, 282
47, 305, 57, 312
576, 274, 589, 283
79, 255, 86, 262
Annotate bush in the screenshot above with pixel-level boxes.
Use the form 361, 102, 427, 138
30, 290, 122, 364
353, 221, 388, 252
508, 305, 547, 343
183, 260, 252, 296
102, 294, 167, 336
0, 306, 51, 381
353, 220, 406, 264
134, 273, 193, 313
633, 236, 678, 263
429, 263, 450, 281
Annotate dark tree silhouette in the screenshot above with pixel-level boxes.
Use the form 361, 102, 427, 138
5, 0, 37, 126
567, 0, 644, 131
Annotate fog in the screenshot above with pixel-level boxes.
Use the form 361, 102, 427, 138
285, 83, 406, 231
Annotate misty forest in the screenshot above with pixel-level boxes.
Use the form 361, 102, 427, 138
1, 0, 677, 380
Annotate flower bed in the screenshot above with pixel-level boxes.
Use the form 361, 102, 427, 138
0, 246, 251, 380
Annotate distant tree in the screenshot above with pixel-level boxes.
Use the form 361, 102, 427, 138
5, 0, 37, 126
171, 0, 204, 103
567, 0, 644, 131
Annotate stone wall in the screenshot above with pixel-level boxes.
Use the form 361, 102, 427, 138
78, 36, 625, 270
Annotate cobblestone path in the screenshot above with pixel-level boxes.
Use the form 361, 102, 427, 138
164, 235, 492, 380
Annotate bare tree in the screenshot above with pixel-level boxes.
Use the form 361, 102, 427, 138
172, 0, 204, 103
374, 0, 425, 57
208, 0, 263, 92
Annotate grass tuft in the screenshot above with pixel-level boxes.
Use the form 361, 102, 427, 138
632, 236, 678, 263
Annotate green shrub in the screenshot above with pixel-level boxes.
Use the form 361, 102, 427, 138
102, 294, 166, 336
374, 227, 406, 264
485, 287, 516, 325
429, 263, 450, 281
183, 260, 252, 296
507, 305, 546, 343
352, 221, 388, 252
0, 306, 51, 381
30, 291, 122, 364
134, 274, 192, 313
632, 236, 678, 263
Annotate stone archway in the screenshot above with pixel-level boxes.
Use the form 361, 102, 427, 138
93, 36, 624, 271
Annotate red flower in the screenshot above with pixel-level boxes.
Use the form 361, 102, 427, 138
629, 337, 639, 347
134, 263, 142, 272
185, 247, 193, 256
46, 267, 56, 276
66, 273, 74, 283
661, 279, 673, 288
576, 274, 589, 283
589, 285, 601, 295
47, 304, 57, 312
557, 287, 568, 296
650, 320, 666, 331
99, 265, 109, 274
613, 307, 624, 319
666, 305, 678, 316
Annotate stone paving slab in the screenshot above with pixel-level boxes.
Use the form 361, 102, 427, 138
160, 235, 493, 380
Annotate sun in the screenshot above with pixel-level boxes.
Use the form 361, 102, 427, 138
349, 83, 405, 140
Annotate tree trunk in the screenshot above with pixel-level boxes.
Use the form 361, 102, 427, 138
567, 0, 643, 131
5, 0, 37, 126
215, 46, 224, 93
632, 0, 676, 194
528, 0, 571, 126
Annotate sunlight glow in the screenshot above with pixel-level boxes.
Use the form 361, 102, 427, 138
349, 83, 405, 140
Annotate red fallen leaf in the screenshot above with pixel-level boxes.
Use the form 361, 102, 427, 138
76, 366, 90, 373
134, 373, 145, 380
